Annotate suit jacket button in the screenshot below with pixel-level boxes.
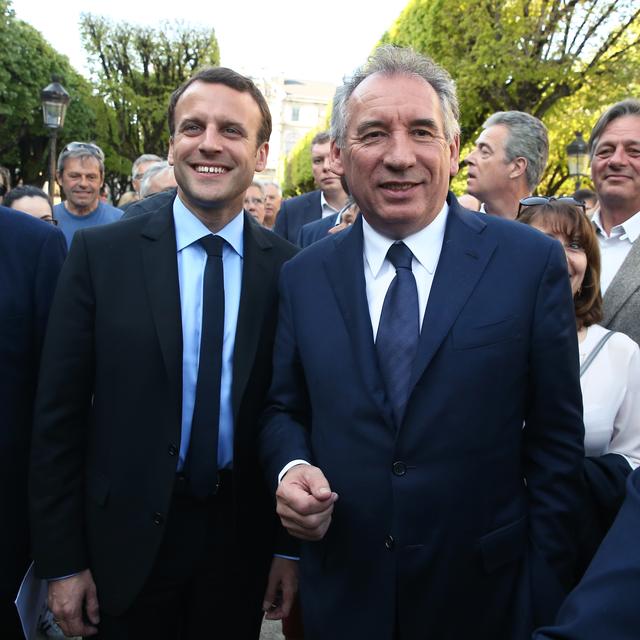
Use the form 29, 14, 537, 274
384, 535, 395, 550
153, 512, 164, 525
392, 461, 407, 476
168, 444, 178, 456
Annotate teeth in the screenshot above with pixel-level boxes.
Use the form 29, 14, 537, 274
385, 183, 414, 191
195, 166, 226, 174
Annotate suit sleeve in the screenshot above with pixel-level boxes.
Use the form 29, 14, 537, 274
524, 240, 585, 592
30, 231, 96, 579
259, 260, 313, 494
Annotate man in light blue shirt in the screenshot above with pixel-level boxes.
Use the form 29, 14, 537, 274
30, 67, 298, 640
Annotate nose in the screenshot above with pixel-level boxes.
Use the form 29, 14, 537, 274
465, 148, 477, 165
199, 125, 224, 153
322, 155, 331, 172
383, 132, 416, 171
607, 144, 627, 167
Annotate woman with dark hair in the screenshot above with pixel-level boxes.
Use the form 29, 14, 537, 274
4, 185, 56, 225
518, 197, 640, 571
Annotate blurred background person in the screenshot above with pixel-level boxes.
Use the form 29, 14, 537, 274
263, 182, 282, 229
0, 166, 11, 205
4, 185, 56, 225
244, 181, 266, 225
573, 188, 598, 218
119, 153, 164, 212
139, 161, 177, 199
518, 196, 640, 571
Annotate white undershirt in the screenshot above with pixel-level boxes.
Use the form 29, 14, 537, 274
592, 208, 640, 294
320, 191, 339, 219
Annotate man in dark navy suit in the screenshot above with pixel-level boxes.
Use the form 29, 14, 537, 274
0, 207, 66, 638
260, 46, 584, 640
273, 131, 348, 244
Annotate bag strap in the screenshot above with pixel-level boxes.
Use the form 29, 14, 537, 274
580, 330, 615, 377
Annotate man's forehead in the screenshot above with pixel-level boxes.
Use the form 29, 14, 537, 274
175, 81, 259, 118
599, 114, 640, 141
311, 142, 330, 155
64, 156, 101, 172
476, 125, 508, 149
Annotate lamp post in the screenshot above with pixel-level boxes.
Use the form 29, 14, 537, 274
566, 131, 589, 191
41, 77, 70, 200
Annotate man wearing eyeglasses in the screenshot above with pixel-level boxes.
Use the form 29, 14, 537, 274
53, 141, 123, 247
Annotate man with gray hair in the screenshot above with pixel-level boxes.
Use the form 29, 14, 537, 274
131, 153, 163, 196
263, 182, 282, 229
260, 45, 583, 639
53, 141, 123, 247
465, 111, 549, 219
589, 98, 640, 345
139, 161, 177, 199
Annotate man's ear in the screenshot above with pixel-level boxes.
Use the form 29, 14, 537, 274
254, 142, 269, 173
510, 157, 527, 180
329, 139, 345, 176
449, 134, 461, 178
167, 137, 174, 166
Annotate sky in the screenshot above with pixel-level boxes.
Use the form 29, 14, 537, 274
11, 0, 410, 84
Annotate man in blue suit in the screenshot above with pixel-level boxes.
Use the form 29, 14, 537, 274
534, 468, 640, 640
0, 207, 66, 638
273, 131, 348, 244
259, 46, 584, 639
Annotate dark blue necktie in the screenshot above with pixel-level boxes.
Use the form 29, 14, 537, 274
376, 242, 420, 427
185, 235, 225, 498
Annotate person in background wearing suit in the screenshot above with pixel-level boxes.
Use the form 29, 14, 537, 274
273, 131, 348, 244
259, 45, 584, 640
533, 468, 640, 640
0, 207, 66, 639
589, 99, 640, 346
30, 66, 298, 640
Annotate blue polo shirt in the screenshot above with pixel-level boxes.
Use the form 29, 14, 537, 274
53, 201, 123, 247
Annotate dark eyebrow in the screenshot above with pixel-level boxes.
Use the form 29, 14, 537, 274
356, 120, 386, 136
409, 118, 439, 130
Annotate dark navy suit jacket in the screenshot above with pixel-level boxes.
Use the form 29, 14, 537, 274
0, 208, 66, 610
260, 194, 584, 640
534, 468, 640, 640
298, 212, 339, 248
273, 189, 322, 245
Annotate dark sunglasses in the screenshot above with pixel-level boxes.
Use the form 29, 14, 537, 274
61, 141, 105, 161
517, 196, 586, 218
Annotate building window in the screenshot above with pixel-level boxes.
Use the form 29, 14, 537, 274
291, 106, 300, 121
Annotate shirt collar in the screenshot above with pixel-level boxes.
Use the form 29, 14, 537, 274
173, 195, 244, 257
320, 191, 339, 215
363, 201, 449, 278
592, 207, 640, 242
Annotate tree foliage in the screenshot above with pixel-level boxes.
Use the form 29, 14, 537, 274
0, 0, 96, 187
381, 0, 640, 194
80, 14, 220, 198
281, 129, 316, 197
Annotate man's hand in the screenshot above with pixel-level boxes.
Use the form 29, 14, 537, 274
276, 464, 338, 540
48, 569, 100, 637
262, 556, 299, 620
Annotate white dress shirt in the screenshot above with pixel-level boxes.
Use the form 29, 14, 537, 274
279, 203, 449, 482
320, 191, 340, 219
580, 324, 640, 469
592, 208, 640, 294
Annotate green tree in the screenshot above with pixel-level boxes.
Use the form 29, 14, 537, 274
282, 129, 316, 197
0, 0, 96, 187
381, 0, 640, 194
80, 14, 220, 199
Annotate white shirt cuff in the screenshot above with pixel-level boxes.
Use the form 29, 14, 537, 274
278, 459, 310, 484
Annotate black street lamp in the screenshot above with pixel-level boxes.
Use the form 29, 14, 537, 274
41, 76, 70, 200
566, 131, 589, 191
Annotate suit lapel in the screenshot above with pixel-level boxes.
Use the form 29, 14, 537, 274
409, 200, 497, 390
323, 217, 394, 429
231, 214, 274, 416
602, 239, 640, 325
141, 203, 183, 410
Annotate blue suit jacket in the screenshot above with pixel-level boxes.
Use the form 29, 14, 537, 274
273, 189, 322, 245
298, 212, 339, 248
260, 194, 584, 640
534, 468, 640, 640
0, 207, 66, 600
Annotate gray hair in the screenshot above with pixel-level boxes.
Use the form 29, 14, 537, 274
331, 45, 460, 148
261, 181, 281, 195
57, 141, 105, 175
248, 181, 265, 195
140, 161, 172, 198
132, 153, 163, 179
589, 99, 640, 158
483, 111, 549, 190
